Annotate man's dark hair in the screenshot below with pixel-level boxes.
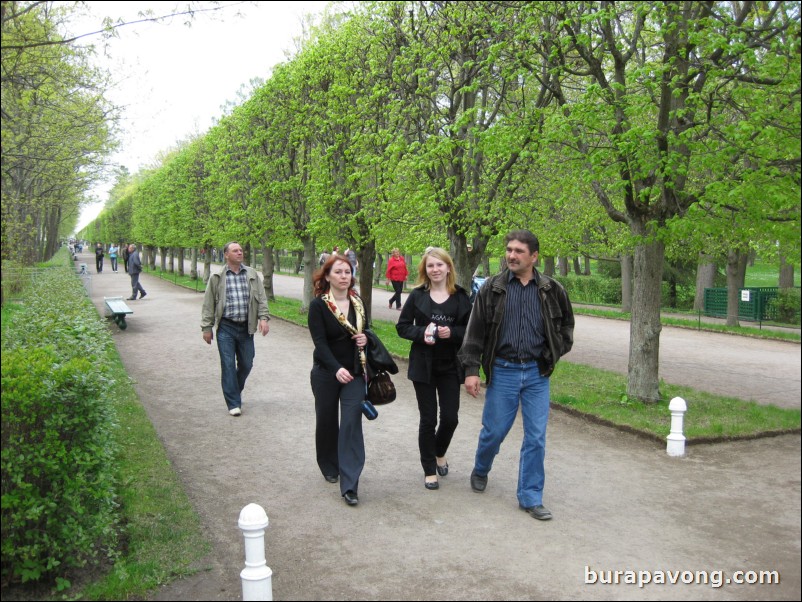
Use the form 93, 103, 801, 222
505, 230, 539, 254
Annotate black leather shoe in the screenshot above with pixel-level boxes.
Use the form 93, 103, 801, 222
424, 478, 439, 490
470, 470, 487, 492
324, 475, 338, 483
436, 462, 449, 477
343, 490, 359, 506
127, 296, 137, 300
520, 504, 553, 521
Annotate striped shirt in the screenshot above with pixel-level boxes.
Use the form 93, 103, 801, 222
495, 270, 545, 361
223, 267, 249, 323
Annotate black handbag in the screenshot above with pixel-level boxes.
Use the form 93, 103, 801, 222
365, 329, 399, 374
367, 370, 396, 405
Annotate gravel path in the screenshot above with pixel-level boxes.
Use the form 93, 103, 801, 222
79, 259, 800, 601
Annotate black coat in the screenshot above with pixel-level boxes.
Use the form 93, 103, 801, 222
395, 285, 472, 384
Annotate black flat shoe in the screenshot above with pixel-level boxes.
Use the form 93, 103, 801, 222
343, 490, 359, 506
324, 475, 338, 483
424, 478, 439, 490
436, 462, 449, 477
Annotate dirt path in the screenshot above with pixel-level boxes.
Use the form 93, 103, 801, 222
82, 260, 800, 601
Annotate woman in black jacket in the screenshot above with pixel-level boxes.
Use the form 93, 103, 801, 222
396, 247, 472, 490
308, 255, 369, 506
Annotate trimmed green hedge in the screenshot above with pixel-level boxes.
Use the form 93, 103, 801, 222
558, 273, 696, 310
1, 263, 119, 586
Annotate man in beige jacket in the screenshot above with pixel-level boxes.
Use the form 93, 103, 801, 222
201, 242, 270, 416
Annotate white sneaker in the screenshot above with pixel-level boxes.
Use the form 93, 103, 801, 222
228, 407, 242, 416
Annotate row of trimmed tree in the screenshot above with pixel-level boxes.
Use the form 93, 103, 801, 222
63, 2, 802, 401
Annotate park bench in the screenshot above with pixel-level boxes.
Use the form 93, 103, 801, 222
104, 296, 133, 330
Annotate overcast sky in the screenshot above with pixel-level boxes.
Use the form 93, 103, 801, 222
71, 0, 332, 232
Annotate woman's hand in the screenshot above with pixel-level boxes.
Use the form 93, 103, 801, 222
336, 368, 353, 384
436, 326, 451, 339
352, 333, 367, 348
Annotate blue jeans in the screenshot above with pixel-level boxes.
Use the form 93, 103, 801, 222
474, 359, 550, 508
216, 320, 255, 410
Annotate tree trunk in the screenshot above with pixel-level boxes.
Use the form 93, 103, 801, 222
572, 257, 581, 275
626, 240, 664, 403
178, 248, 185, 277
621, 254, 633, 313
694, 255, 716, 311
294, 250, 303, 275
374, 252, 385, 285
262, 243, 275, 301
543, 256, 555, 277
583, 255, 591, 276
779, 254, 794, 289
558, 257, 568, 277
356, 241, 376, 324
190, 248, 198, 280
203, 246, 211, 283
300, 237, 316, 313
725, 249, 748, 327
448, 232, 486, 291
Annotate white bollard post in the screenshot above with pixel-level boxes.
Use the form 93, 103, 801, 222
238, 503, 272, 601
666, 396, 687, 457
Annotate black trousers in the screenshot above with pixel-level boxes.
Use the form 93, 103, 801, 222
388, 280, 404, 308
310, 366, 365, 495
412, 359, 461, 476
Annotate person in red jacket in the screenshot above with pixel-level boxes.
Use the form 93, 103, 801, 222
385, 248, 409, 310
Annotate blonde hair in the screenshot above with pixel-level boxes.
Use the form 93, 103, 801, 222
415, 247, 457, 294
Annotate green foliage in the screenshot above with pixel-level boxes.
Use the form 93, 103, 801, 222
1, 265, 120, 585
766, 288, 801, 325
1, 2, 119, 264
559, 274, 622, 305
1, 348, 119, 584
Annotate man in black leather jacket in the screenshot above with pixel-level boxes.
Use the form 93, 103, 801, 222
458, 229, 574, 521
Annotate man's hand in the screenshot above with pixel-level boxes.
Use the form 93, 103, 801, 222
203, 331, 213, 345
259, 319, 270, 336
465, 375, 481, 398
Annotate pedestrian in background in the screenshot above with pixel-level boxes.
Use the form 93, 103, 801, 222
126, 244, 147, 301
201, 242, 270, 416
308, 255, 369, 507
122, 243, 131, 273
95, 243, 105, 273
344, 247, 358, 278
458, 229, 574, 521
385, 248, 409, 310
108, 243, 119, 272
396, 247, 472, 490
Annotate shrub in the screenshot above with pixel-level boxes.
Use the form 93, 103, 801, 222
767, 288, 801, 325
1, 348, 119, 584
558, 273, 622, 305
1, 264, 120, 586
